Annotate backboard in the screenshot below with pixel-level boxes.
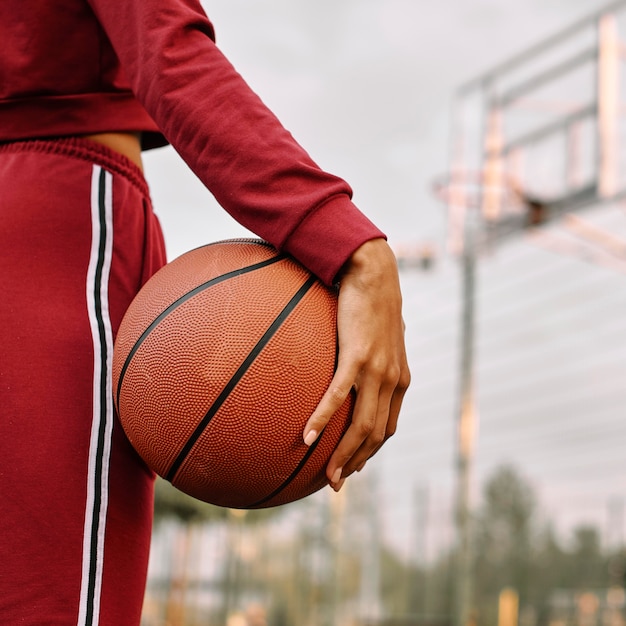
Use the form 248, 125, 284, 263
439, 1, 626, 255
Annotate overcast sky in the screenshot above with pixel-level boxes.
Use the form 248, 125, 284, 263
143, 0, 626, 556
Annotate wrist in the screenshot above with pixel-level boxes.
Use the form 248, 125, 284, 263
339, 238, 398, 285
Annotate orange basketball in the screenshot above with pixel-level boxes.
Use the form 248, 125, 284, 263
112, 239, 353, 509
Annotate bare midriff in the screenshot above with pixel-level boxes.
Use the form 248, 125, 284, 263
83, 132, 143, 170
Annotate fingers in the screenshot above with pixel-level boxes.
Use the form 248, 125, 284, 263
302, 346, 409, 492
302, 364, 357, 449
350, 371, 408, 470
326, 380, 389, 485
326, 360, 408, 489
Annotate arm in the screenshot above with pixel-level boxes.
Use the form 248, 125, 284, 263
88, 0, 410, 478
86, 0, 384, 284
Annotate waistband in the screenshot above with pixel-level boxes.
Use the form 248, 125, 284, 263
0, 136, 150, 198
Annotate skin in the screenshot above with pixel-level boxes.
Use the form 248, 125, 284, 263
303, 237, 411, 491
89, 132, 411, 494
84, 132, 144, 170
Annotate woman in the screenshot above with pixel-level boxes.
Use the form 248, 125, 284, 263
0, 0, 410, 623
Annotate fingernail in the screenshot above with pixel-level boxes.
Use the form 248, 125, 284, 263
333, 478, 346, 492
331, 467, 343, 485
356, 460, 367, 473
304, 429, 318, 446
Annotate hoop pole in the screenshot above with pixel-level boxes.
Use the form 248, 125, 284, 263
447, 99, 469, 256
453, 208, 478, 626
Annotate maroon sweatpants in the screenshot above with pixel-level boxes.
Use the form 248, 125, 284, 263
0, 138, 167, 625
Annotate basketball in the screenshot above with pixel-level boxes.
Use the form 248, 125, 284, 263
112, 239, 354, 509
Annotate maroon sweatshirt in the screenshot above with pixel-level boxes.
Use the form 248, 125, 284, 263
0, 0, 385, 284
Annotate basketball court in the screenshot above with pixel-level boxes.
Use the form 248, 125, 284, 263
432, 4, 626, 624
140, 2, 626, 625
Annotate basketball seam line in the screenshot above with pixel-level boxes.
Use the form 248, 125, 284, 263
248, 322, 343, 508
247, 318, 344, 507
115, 255, 283, 412
165, 274, 318, 485
246, 431, 325, 508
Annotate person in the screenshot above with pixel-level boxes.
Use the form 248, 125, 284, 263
0, 0, 411, 624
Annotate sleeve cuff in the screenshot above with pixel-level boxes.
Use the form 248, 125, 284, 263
281, 194, 386, 286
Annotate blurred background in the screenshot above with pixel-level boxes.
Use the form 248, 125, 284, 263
139, 0, 626, 624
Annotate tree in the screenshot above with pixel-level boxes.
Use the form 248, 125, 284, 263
566, 525, 607, 589
153, 477, 280, 524
473, 465, 538, 626
526, 523, 567, 624
153, 477, 228, 524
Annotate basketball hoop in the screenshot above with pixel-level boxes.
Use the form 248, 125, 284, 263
432, 170, 525, 255
432, 170, 522, 215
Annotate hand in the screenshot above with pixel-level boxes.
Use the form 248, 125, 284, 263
303, 238, 411, 491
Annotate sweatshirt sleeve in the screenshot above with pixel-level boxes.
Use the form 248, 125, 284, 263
85, 0, 385, 285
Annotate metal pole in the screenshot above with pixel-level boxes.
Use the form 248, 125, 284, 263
597, 12, 620, 199
453, 212, 478, 626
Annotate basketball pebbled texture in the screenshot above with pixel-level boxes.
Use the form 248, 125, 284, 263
112, 239, 354, 508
